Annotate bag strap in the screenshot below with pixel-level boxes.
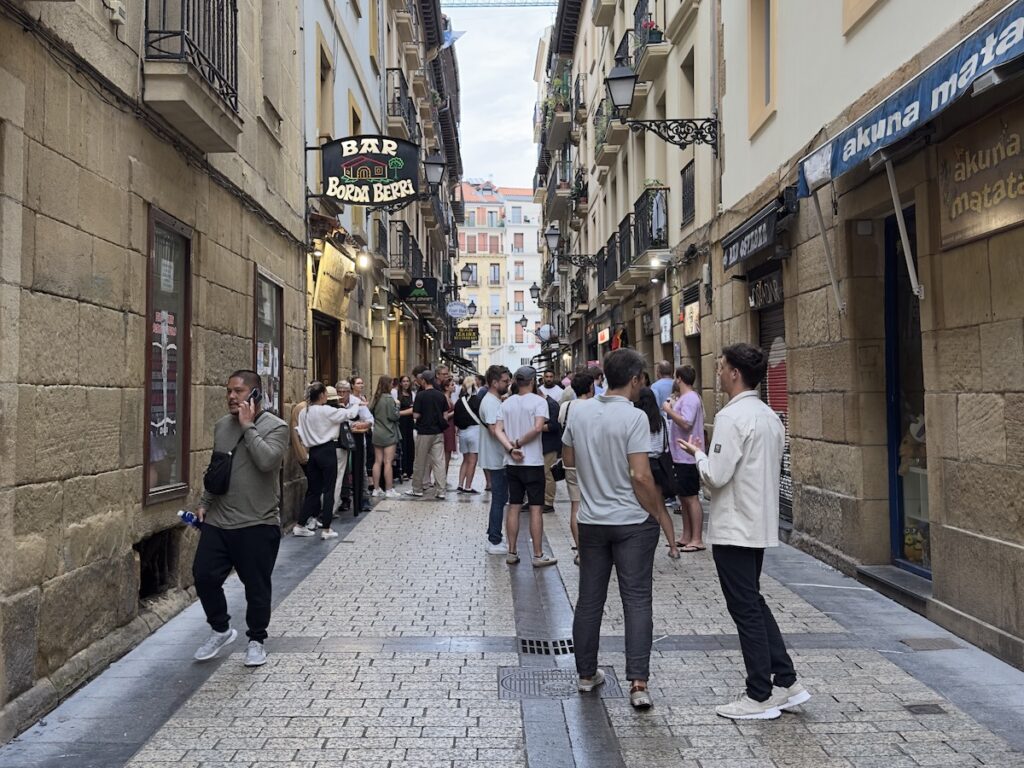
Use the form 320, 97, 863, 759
231, 411, 262, 455
462, 396, 483, 427
661, 423, 669, 454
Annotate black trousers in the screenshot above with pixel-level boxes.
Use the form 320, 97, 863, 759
399, 417, 415, 477
193, 523, 281, 642
302, 442, 338, 529
712, 545, 797, 701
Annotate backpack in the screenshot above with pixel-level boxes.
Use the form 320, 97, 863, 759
453, 395, 483, 429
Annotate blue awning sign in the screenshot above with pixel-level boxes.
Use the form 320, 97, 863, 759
798, 0, 1024, 197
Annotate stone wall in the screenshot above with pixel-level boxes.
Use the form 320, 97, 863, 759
0, 4, 306, 740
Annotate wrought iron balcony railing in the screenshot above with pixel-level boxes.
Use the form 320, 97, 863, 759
596, 247, 609, 295
681, 161, 695, 227
145, 0, 239, 112
571, 272, 589, 306
635, 187, 670, 257
389, 221, 423, 275
386, 68, 420, 143
633, 0, 664, 59
606, 232, 620, 287
618, 214, 634, 273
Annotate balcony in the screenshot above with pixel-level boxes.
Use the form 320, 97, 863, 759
386, 69, 419, 142
634, 186, 671, 272
388, 221, 423, 285
402, 41, 422, 72
544, 63, 572, 150
594, 99, 628, 168
634, 0, 671, 80
545, 151, 573, 220
595, 246, 611, 296
666, 0, 700, 41
411, 68, 429, 100
570, 272, 590, 320
605, 231, 631, 299
143, 0, 243, 152
592, 0, 616, 27
572, 72, 587, 126
374, 218, 389, 267
394, 0, 417, 44
569, 168, 589, 231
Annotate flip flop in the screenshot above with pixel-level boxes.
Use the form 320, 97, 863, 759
680, 544, 706, 552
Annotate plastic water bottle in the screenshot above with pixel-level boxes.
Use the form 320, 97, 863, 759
177, 509, 202, 528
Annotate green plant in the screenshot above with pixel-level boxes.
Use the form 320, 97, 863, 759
643, 178, 664, 187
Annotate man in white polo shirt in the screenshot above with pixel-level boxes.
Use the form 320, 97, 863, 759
678, 342, 809, 721
563, 348, 678, 710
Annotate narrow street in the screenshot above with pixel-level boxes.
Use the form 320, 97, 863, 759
3, 464, 1023, 768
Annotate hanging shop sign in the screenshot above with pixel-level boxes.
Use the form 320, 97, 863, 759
937, 98, 1024, 248
748, 269, 784, 310
453, 326, 480, 348
683, 302, 701, 337
799, 0, 1024, 197
397, 277, 438, 310
446, 300, 469, 319
641, 312, 655, 337
660, 313, 672, 343
597, 327, 611, 345
321, 135, 420, 207
722, 201, 778, 270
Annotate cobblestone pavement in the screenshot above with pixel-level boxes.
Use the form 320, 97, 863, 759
4, 463, 1024, 768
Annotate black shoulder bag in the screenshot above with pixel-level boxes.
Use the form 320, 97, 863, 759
203, 425, 250, 496
652, 426, 678, 496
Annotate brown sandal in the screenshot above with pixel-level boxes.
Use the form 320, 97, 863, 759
629, 682, 652, 709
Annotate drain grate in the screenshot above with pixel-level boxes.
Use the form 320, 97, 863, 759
905, 703, 947, 715
498, 666, 623, 700
519, 637, 574, 656
900, 637, 963, 651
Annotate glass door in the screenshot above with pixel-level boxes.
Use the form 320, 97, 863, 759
884, 209, 930, 576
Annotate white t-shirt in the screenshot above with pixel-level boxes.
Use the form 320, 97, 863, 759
498, 393, 549, 467
477, 391, 506, 471
539, 383, 564, 401
562, 395, 651, 526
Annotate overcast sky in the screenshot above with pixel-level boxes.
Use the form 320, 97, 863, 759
446, 7, 556, 188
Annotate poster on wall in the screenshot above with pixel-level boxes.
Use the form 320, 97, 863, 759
660, 314, 672, 344
683, 302, 700, 337
937, 98, 1024, 248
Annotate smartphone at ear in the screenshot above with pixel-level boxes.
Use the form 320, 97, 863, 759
247, 387, 263, 406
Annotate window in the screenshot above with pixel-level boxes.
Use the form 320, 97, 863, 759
514, 260, 524, 279
489, 263, 500, 284
490, 324, 502, 346
515, 323, 524, 343
513, 234, 524, 254
489, 236, 499, 254
465, 263, 478, 285
489, 292, 501, 315
510, 206, 522, 224
458, 231, 466, 251
681, 160, 695, 227
145, 210, 192, 504
747, 0, 776, 137
255, 269, 284, 416
514, 290, 524, 311
477, 206, 486, 223
468, 235, 477, 254
467, 210, 477, 227
488, 210, 498, 227
369, 0, 380, 71
843, 0, 884, 35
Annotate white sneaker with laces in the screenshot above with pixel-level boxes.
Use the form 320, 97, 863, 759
531, 553, 558, 568
385, 488, 401, 499
435, 493, 447, 501
485, 540, 509, 555
321, 529, 339, 540
404, 490, 424, 498
193, 628, 237, 661
578, 668, 605, 692
305, 517, 320, 530
715, 693, 782, 720
771, 681, 811, 711
292, 524, 315, 537
244, 640, 267, 667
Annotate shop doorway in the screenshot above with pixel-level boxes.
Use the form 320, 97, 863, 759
312, 311, 339, 386
884, 209, 930, 576
758, 300, 792, 522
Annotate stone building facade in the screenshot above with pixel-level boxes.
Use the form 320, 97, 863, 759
0, 0, 305, 739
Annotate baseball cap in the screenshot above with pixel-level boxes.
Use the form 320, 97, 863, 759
514, 365, 537, 382
325, 386, 340, 402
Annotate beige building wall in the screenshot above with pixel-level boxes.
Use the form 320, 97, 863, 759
0, 1, 305, 741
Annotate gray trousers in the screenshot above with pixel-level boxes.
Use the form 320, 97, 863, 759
411, 433, 445, 494
573, 517, 661, 681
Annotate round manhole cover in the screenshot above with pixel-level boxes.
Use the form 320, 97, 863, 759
498, 667, 623, 700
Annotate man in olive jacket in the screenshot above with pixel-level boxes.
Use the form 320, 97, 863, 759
192, 370, 289, 667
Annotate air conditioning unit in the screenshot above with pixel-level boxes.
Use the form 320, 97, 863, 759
491, 308, 501, 315
508, 345, 517, 353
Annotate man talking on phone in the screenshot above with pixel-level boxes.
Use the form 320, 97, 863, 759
192, 370, 289, 667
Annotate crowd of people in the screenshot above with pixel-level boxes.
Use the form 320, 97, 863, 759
185, 343, 807, 723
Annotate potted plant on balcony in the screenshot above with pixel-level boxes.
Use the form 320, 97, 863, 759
641, 18, 663, 44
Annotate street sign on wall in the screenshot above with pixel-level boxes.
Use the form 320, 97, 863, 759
453, 326, 479, 348
321, 135, 420, 207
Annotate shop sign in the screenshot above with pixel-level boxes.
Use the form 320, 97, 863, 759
453, 326, 479, 348
397, 277, 438, 310
722, 201, 777, 270
937, 98, 1024, 248
597, 327, 610, 345
312, 244, 357, 316
446, 300, 469, 319
660, 314, 672, 343
799, 0, 1024, 197
321, 135, 420, 207
641, 312, 655, 336
748, 270, 784, 310
683, 302, 700, 337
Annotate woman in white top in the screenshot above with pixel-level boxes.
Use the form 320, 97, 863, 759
454, 375, 481, 493
295, 382, 360, 538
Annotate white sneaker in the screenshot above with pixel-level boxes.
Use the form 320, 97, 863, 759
194, 628, 237, 661
485, 541, 509, 555
531, 553, 558, 568
292, 525, 315, 537
321, 529, 339, 540
244, 640, 267, 667
715, 694, 782, 720
305, 517, 320, 530
385, 488, 401, 499
578, 668, 605, 692
771, 681, 811, 711
435, 493, 447, 501
404, 490, 424, 498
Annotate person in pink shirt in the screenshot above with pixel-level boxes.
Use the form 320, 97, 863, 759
663, 365, 705, 551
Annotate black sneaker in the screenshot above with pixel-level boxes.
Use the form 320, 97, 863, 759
543, 505, 556, 514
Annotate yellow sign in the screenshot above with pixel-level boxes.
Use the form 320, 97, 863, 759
937, 99, 1024, 248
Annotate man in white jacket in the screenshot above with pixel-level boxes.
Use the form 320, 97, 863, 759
678, 343, 809, 721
